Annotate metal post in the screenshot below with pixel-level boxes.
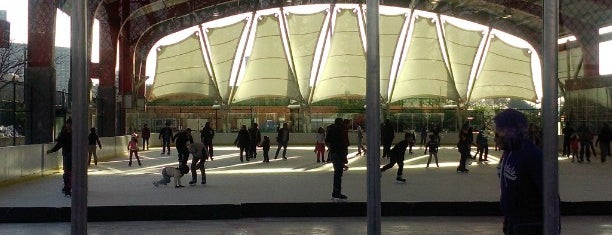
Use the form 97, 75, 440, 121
365, 0, 381, 234
542, 0, 560, 234
13, 75, 16, 146
71, 0, 88, 234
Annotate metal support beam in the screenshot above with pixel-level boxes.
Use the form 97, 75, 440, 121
71, 0, 89, 234
542, 0, 560, 234
365, 1, 381, 234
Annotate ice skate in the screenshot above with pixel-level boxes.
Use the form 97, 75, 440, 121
395, 177, 406, 183
331, 194, 348, 201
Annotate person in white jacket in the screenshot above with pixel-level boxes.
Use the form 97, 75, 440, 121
153, 165, 189, 188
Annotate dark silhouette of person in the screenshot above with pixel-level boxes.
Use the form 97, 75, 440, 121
457, 129, 471, 173
200, 121, 215, 160
173, 128, 194, 166
381, 119, 394, 159
275, 123, 290, 160
141, 124, 151, 151
88, 127, 102, 166
248, 123, 262, 159
578, 123, 596, 162
261, 135, 271, 163
494, 108, 548, 235
159, 122, 173, 155
380, 132, 409, 182
46, 118, 73, 197
595, 123, 611, 162
326, 118, 349, 200
234, 125, 251, 162
420, 127, 428, 147
561, 121, 574, 157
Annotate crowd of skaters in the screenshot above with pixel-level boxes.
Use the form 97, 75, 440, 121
47, 115, 606, 198
562, 121, 611, 163
45, 109, 602, 233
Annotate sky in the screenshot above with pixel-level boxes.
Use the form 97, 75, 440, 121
1, 1, 611, 85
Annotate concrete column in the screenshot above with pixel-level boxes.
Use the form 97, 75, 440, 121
25, 0, 57, 144
96, 2, 120, 137
24, 68, 56, 144
96, 86, 117, 137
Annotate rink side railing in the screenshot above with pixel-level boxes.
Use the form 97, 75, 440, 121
0, 132, 566, 185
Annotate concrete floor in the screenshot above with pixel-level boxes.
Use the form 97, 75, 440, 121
2, 216, 612, 235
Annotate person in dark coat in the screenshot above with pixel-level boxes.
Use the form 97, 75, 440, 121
173, 128, 194, 166
234, 125, 251, 162
381, 119, 395, 159
380, 132, 409, 182
46, 118, 73, 197
561, 121, 574, 158
595, 123, 611, 162
88, 127, 102, 166
260, 135, 271, 163
406, 130, 416, 154
457, 129, 471, 173
141, 123, 151, 151
274, 123, 290, 160
200, 121, 215, 160
326, 118, 349, 200
159, 122, 173, 155
248, 123, 262, 159
494, 108, 549, 235
420, 127, 428, 147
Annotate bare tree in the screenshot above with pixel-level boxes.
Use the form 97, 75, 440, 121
0, 40, 26, 79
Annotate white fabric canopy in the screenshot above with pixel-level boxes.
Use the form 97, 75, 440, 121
390, 16, 459, 103
311, 8, 366, 103
149, 33, 215, 100
443, 20, 485, 102
470, 36, 536, 101
204, 18, 248, 103
285, 10, 328, 102
231, 14, 300, 103
147, 4, 549, 105
379, 13, 408, 102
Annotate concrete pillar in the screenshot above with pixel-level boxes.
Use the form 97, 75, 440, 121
117, 0, 132, 135
25, 0, 57, 144
95, 1, 120, 137
96, 86, 117, 137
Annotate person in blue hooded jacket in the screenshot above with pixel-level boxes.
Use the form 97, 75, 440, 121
494, 109, 549, 235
